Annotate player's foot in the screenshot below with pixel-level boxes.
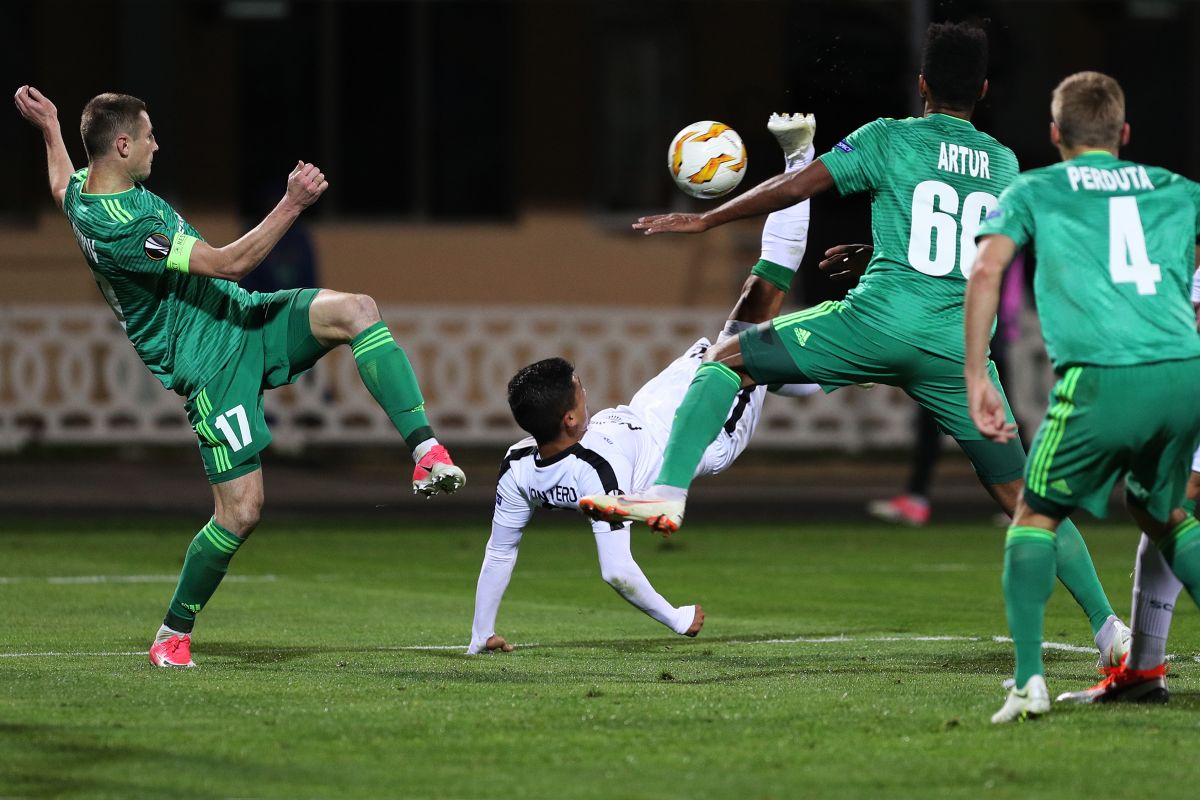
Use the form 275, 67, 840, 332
1055, 663, 1168, 704
867, 494, 930, 526
990, 674, 1050, 724
767, 112, 816, 165
149, 634, 195, 668
685, 605, 705, 637
1094, 615, 1132, 668
579, 492, 685, 535
412, 444, 466, 497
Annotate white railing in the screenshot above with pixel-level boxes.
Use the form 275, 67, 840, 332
0, 305, 1055, 453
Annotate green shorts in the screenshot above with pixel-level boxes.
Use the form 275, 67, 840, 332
740, 300, 1024, 484
185, 288, 328, 484
1022, 359, 1200, 521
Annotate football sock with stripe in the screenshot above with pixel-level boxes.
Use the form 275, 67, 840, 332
1130, 532, 1183, 671
1053, 518, 1116, 636
1157, 516, 1200, 607
655, 361, 743, 491
163, 519, 245, 633
351, 322, 435, 452
1003, 525, 1057, 688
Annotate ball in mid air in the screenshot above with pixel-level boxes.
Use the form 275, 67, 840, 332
667, 121, 746, 199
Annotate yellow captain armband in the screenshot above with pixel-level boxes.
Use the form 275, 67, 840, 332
166, 232, 198, 273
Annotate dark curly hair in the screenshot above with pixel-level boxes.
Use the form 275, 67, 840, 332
921, 22, 989, 111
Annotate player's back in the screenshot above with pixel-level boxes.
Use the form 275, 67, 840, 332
987, 153, 1200, 369
820, 114, 1020, 359
63, 168, 253, 395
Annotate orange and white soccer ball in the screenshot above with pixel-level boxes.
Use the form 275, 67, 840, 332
667, 121, 747, 198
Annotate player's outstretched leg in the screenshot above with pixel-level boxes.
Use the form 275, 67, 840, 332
581, 358, 747, 534
309, 290, 464, 497
150, 471, 262, 667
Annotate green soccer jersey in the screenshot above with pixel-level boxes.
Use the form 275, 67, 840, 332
819, 114, 1020, 360
62, 168, 252, 397
976, 151, 1200, 370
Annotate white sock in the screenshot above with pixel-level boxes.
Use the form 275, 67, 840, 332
653, 485, 688, 502
1130, 533, 1183, 670
155, 623, 187, 644
717, 319, 754, 344
412, 437, 439, 464
768, 382, 821, 397
759, 144, 815, 272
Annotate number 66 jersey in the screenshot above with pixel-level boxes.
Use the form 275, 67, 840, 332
818, 114, 1019, 361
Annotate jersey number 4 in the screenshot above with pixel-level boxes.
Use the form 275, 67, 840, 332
907, 180, 997, 278
1108, 196, 1161, 295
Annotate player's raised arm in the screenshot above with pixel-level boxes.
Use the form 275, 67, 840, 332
632, 159, 836, 235
964, 234, 1018, 442
14, 86, 75, 210
184, 161, 328, 281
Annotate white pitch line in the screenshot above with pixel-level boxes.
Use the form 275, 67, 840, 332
0, 633, 1114, 660
0, 575, 276, 585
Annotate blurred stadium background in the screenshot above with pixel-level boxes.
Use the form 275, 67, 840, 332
4, 0, 1200, 521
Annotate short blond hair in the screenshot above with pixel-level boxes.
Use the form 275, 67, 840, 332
1051, 72, 1125, 149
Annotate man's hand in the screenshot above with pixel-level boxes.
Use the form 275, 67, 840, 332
818, 243, 872, 282
285, 161, 328, 210
967, 373, 1017, 443
13, 85, 59, 134
484, 635, 513, 653
632, 212, 709, 236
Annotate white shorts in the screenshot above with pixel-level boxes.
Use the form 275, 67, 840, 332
1192, 443, 1200, 474
625, 338, 765, 478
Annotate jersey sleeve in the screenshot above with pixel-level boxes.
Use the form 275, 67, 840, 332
817, 118, 892, 196
975, 178, 1035, 249
107, 214, 179, 274
1186, 179, 1200, 242
492, 468, 533, 531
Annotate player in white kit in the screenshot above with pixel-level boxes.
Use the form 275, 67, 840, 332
467, 114, 819, 654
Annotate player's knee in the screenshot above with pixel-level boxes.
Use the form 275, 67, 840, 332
1187, 472, 1200, 503
346, 293, 381, 328
222, 498, 263, 537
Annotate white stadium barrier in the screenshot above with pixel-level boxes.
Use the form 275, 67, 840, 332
0, 305, 1055, 453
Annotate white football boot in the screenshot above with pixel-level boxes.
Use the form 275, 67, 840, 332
1094, 615, 1132, 669
990, 674, 1051, 724
767, 112, 816, 167
579, 493, 685, 535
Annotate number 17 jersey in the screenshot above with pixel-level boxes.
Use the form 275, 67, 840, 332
818, 114, 1020, 360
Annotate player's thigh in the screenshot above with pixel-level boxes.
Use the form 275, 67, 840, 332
905, 356, 1025, 486
186, 337, 271, 485
257, 287, 330, 389
1021, 366, 1132, 519
740, 301, 896, 389
1125, 360, 1200, 522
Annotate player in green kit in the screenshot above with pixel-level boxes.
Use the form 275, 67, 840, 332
965, 72, 1200, 722
14, 86, 466, 667
581, 23, 1130, 665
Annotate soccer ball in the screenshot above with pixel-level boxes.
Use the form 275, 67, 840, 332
667, 121, 747, 199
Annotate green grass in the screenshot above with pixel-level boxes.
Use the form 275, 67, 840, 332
1, 519, 1198, 799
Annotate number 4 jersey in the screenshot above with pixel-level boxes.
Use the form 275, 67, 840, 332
819, 114, 1019, 360
977, 151, 1200, 370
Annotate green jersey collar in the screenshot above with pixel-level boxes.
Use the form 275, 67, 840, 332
926, 112, 976, 129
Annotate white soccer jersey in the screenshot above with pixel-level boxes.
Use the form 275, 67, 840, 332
492, 338, 764, 535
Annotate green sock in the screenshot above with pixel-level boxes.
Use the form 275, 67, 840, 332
1158, 516, 1200, 606
1053, 518, 1115, 635
164, 519, 244, 633
352, 322, 434, 450
1003, 525, 1057, 687
655, 362, 743, 490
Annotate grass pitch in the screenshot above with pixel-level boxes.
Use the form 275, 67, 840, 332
2, 518, 1198, 799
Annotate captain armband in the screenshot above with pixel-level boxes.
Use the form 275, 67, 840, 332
165, 232, 198, 273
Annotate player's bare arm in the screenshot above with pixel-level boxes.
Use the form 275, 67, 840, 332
186, 161, 328, 281
14, 86, 75, 210
964, 234, 1018, 443
632, 159, 835, 235
818, 243, 873, 282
